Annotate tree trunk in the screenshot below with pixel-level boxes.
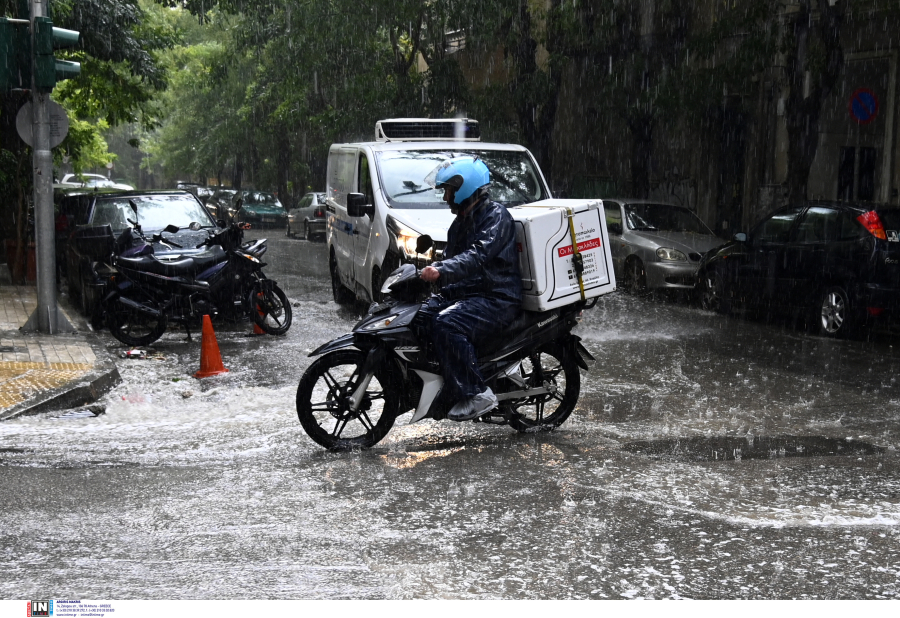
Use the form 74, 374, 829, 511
782, 0, 845, 204
628, 115, 654, 199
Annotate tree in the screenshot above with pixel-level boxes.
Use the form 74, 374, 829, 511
0, 0, 174, 280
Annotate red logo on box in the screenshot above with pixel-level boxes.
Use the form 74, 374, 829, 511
558, 237, 601, 258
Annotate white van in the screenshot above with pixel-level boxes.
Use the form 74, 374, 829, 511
326, 118, 552, 303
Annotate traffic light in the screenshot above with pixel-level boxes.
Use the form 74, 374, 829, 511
33, 16, 79, 91
0, 17, 29, 91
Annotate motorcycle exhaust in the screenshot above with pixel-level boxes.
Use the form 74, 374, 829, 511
117, 296, 163, 318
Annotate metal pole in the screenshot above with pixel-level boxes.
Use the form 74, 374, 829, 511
28, 0, 57, 333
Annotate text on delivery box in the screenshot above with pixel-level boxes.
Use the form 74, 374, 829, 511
558, 237, 601, 258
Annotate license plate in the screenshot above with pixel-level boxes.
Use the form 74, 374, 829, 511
263, 216, 275, 222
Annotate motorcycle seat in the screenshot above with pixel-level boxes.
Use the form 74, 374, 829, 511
119, 246, 226, 278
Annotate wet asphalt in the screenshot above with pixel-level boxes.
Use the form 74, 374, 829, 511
0, 230, 898, 599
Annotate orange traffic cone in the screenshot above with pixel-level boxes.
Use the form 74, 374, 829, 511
249, 292, 265, 336
194, 315, 229, 378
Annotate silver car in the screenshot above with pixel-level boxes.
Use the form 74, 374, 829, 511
287, 191, 326, 240
603, 199, 726, 293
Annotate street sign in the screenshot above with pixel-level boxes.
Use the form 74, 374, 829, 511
15, 99, 69, 148
849, 87, 879, 125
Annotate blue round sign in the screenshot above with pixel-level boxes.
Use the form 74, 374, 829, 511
849, 88, 879, 125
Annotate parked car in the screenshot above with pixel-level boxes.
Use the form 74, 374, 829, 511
286, 192, 326, 240
206, 188, 239, 222
58, 173, 134, 191
185, 185, 214, 205
696, 200, 900, 337
58, 189, 222, 317
602, 199, 726, 294
234, 190, 287, 228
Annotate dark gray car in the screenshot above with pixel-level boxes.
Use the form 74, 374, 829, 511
603, 199, 726, 294
286, 191, 326, 240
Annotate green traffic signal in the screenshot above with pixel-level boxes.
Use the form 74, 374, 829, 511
34, 16, 80, 91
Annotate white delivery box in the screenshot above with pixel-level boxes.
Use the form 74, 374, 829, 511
509, 199, 616, 312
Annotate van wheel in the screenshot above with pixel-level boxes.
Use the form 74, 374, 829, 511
330, 252, 354, 305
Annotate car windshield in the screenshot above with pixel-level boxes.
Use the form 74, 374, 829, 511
243, 192, 283, 208
90, 194, 216, 231
625, 203, 713, 234
376, 149, 546, 209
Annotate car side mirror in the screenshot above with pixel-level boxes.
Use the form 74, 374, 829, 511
347, 193, 374, 218
733, 233, 747, 242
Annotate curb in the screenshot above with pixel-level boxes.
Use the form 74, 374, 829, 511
0, 293, 121, 421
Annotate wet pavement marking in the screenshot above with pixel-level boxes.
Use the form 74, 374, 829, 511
0, 361, 93, 410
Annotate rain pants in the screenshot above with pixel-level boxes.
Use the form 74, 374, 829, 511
418, 196, 522, 401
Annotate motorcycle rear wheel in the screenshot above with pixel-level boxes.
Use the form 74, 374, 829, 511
250, 283, 292, 335
296, 349, 398, 451
505, 343, 580, 432
107, 296, 167, 347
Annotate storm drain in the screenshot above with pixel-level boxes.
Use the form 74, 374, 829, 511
622, 435, 884, 462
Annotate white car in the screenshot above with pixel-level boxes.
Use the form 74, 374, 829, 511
57, 173, 134, 191
326, 118, 552, 304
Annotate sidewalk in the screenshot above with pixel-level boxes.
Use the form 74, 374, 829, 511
0, 277, 120, 421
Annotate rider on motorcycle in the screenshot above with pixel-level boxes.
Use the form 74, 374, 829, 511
418, 157, 522, 421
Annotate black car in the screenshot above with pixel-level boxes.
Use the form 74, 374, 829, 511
58, 189, 222, 316
696, 200, 900, 336
206, 188, 239, 222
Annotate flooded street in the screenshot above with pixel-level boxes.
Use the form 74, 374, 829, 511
1, 233, 899, 599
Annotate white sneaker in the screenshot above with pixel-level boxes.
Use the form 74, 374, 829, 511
448, 387, 498, 421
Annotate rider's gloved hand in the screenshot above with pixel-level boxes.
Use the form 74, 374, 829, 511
420, 265, 440, 282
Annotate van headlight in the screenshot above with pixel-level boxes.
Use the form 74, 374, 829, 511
656, 247, 687, 262
387, 217, 431, 259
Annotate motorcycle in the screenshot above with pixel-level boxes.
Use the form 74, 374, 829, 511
94, 200, 292, 346
296, 235, 595, 451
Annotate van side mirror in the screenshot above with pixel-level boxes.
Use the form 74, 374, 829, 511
347, 193, 374, 218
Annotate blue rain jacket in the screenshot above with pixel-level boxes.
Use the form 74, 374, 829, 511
434, 197, 522, 303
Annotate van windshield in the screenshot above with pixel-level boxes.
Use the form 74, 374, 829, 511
376, 149, 546, 209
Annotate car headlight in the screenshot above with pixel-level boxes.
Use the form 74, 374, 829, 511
361, 314, 399, 330
656, 247, 687, 262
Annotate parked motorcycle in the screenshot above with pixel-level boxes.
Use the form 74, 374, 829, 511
93, 200, 292, 346
296, 235, 595, 451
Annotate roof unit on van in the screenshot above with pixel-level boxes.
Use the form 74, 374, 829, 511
375, 118, 481, 142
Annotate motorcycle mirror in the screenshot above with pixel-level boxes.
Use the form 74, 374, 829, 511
128, 200, 138, 216
415, 235, 433, 255
164, 224, 180, 234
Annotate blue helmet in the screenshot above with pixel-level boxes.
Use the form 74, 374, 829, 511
429, 157, 491, 205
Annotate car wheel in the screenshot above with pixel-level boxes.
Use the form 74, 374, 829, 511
624, 258, 647, 295
815, 286, 852, 337
698, 267, 730, 314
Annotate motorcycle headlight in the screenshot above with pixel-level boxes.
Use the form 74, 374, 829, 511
656, 247, 687, 262
361, 314, 399, 331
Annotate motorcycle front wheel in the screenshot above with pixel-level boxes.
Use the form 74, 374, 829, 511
250, 282, 292, 335
296, 349, 399, 451
107, 295, 167, 347
505, 343, 580, 432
